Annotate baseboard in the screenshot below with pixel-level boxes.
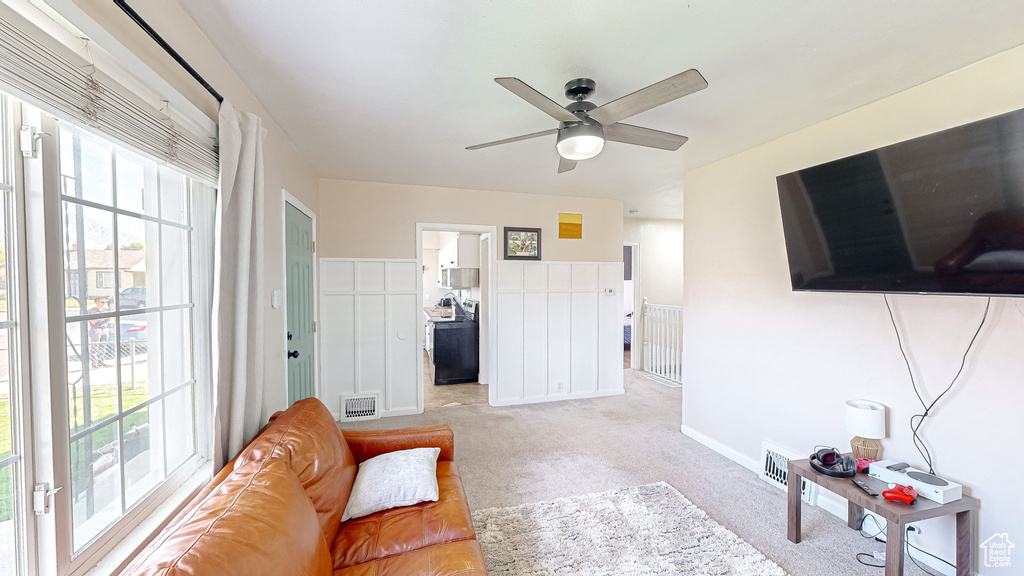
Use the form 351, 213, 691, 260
490, 388, 624, 407
814, 487, 848, 521
679, 425, 760, 474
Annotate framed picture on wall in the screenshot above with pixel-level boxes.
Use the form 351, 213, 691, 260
504, 227, 541, 260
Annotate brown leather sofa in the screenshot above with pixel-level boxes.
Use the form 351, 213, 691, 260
122, 398, 488, 576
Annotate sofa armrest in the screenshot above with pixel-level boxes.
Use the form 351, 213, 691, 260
341, 425, 454, 463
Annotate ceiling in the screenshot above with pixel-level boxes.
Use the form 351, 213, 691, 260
178, 1, 1024, 219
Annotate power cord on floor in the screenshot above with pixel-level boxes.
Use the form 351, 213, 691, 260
853, 520, 957, 575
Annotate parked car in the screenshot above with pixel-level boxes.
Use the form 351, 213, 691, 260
119, 319, 148, 342
119, 286, 146, 309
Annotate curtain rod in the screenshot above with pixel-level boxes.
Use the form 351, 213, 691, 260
112, 0, 224, 104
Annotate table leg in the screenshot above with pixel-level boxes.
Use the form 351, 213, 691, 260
885, 519, 905, 576
848, 500, 864, 531
787, 471, 802, 543
956, 508, 976, 576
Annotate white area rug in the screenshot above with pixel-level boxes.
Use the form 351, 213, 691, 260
471, 482, 787, 576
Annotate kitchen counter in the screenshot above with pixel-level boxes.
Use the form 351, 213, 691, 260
423, 306, 469, 323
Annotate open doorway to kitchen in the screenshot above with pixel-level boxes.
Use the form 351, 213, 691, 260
418, 224, 497, 410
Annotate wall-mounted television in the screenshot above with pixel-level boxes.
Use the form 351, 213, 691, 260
776, 107, 1024, 297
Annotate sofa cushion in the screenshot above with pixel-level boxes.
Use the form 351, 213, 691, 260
125, 458, 331, 576
331, 540, 487, 576
236, 397, 357, 544
331, 461, 476, 569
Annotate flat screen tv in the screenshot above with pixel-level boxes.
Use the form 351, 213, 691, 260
776, 107, 1024, 297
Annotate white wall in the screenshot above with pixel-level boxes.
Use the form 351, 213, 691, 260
318, 179, 623, 262
623, 218, 684, 307
421, 248, 442, 304
682, 44, 1024, 572
494, 261, 624, 405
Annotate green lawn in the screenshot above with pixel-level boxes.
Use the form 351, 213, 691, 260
1, 381, 151, 522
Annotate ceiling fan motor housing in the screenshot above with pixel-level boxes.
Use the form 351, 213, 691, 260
564, 77, 597, 101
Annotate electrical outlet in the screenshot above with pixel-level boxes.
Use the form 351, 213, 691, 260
907, 524, 921, 536
557, 380, 563, 392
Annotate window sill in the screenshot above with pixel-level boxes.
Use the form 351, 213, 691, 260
81, 462, 213, 576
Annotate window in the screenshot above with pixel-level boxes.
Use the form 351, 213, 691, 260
96, 271, 114, 289
58, 123, 201, 552
0, 94, 27, 576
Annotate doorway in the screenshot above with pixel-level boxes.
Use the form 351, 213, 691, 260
284, 193, 317, 405
417, 223, 497, 410
623, 242, 640, 370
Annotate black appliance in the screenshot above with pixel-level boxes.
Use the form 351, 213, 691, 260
431, 300, 479, 385
776, 106, 1024, 297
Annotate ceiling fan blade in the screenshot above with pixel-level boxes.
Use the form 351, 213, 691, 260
603, 123, 689, 151
588, 69, 707, 126
495, 77, 580, 123
558, 156, 577, 173
466, 128, 558, 150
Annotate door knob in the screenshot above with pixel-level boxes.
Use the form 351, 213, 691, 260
288, 350, 300, 359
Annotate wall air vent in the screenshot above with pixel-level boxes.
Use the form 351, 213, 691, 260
761, 441, 818, 505
342, 393, 380, 421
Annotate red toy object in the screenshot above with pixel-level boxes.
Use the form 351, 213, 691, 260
856, 458, 875, 473
883, 484, 919, 504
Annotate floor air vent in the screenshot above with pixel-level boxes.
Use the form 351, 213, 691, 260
342, 393, 380, 421
760, 441, 817, 505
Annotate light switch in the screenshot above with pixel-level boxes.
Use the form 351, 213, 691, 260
271, 289, 282, 309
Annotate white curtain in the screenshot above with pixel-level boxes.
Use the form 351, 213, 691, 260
191, 180, 217, 462
213, 100, 266, 466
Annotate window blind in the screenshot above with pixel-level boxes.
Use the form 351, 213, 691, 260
0, 11, 218, 182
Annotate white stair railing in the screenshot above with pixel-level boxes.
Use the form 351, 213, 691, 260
642, 298, 683, 384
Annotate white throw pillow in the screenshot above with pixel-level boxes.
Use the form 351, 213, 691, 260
340, 447, 441, 522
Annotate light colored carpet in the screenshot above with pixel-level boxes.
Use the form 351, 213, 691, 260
472, 482, 787, 576
341, 370, 934, 576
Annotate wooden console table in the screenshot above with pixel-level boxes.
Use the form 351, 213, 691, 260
787, 458, 978, 576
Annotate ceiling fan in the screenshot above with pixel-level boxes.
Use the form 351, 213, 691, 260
466, 70, 708, 173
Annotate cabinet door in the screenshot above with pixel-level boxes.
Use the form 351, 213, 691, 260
439, 239, 457, 270
457, 234, 481, 267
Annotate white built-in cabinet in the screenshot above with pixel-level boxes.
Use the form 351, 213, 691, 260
439, 233, 481, 270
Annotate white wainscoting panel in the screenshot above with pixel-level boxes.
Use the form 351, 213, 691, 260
320, 258, 420, 419
547, 292, 571, 396
495, 261, 623, 405
522, 292, 548, 398
496, 292, 523, 401
570, 291, 599, 394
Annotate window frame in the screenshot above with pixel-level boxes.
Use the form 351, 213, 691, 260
0, 91, 36, 576
23, 105, 212, 576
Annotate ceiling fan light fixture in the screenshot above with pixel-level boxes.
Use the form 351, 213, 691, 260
556, 122, 605, 160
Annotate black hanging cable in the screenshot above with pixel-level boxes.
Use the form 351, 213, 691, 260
112, 0, 224, 104
883, 294, 991, 474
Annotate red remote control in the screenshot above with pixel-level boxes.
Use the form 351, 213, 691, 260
882, 484, 918, 504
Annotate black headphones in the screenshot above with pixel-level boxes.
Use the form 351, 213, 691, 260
810, 447, 857, 478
